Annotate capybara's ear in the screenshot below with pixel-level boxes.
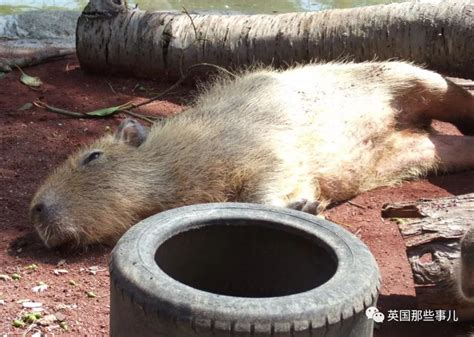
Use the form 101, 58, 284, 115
114, 118, 149, 147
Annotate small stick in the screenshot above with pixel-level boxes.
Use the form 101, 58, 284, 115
122, 109, 157, 124
33, 100, 88, 118
347, 200, 366, 209
33, 100, 158, 122
182, 6, 199, 40
22, 323, 36, 337
130, 63, 235, 110
107, 82, 117, 95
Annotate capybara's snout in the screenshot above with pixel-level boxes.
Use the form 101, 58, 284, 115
29, 191, 70, 248
30, 190, 58, 225
30, 201, 54, 226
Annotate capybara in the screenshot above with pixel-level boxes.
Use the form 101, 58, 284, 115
30, 61, 474, 248
459, 227, 474, 303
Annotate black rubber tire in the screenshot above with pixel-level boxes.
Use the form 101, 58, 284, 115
110, 203, 381, 337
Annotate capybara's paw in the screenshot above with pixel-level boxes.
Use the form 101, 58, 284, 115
287, 198, 320, 214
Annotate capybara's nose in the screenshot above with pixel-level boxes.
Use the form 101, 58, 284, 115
32, 203, 45, 214
30, 202, 53, 224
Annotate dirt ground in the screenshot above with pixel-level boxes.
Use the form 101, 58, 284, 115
1, 55, 473, 336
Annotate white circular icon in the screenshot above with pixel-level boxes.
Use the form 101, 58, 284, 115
365, 306, 379, 319
373, 312, 385, 323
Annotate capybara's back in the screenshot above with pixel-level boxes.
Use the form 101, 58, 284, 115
30, 62, 474, 247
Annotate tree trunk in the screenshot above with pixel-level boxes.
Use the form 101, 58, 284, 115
76, 0, 474, 81
382, 193, 474, 320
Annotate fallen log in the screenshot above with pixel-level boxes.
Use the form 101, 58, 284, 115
76, 0, 474, 81
382, 193, 474, 320
0, 48, 75, 72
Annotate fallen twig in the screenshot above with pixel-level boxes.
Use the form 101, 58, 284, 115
107, 82, 117, 95
33, 100, 159, 124
130, 63, 235, 110
182, 6, 199, 41
122, 109, 158, 124
347, 200, 366, 209
33, 100, 86, 118
32, 62, 235, 124
22, 322, 36, 337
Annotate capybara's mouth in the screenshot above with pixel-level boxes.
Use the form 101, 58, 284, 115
33, 223, 81, 249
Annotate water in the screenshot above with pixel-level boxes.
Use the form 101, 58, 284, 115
0, 0, 406, 15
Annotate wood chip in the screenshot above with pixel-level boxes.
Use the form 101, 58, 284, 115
53, 269, 68, 275
0, 274, 11, 281
54, 312, 66, 322
37, 314, 57, 326
22, 301, 43, 309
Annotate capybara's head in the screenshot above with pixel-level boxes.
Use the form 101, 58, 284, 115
30, 119, 154, 248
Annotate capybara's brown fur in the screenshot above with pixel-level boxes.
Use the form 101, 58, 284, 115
30, 61, 474, 247
458, 227, 474, 305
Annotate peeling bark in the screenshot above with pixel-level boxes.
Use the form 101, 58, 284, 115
76, 0, 474, 81
382, 194, 474, 320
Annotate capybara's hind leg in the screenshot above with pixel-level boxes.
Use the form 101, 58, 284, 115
388, 63, 474, 135
374, 133, 474, 184
424, 79, 474, 135
430, 135, 474, 172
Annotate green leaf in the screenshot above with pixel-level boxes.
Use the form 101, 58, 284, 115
85, 103, 132, 117
12, 319, 25, 328
23, 314, 38, 323
0, 72, 6, 80
18, 103, 33, 111
20, 72, 42, 87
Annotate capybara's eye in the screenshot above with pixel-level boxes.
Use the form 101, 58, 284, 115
82, 151, 103, 166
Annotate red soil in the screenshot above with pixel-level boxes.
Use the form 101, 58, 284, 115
0, 56, 472, 336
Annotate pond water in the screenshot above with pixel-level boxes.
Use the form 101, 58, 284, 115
0, 0, 406, 15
